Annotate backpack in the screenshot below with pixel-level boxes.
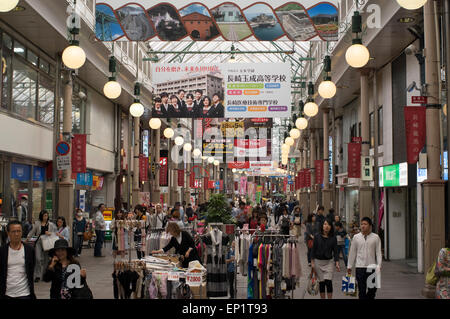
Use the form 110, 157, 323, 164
280, 216, 290, 230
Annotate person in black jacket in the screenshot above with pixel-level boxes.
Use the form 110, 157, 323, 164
0, 220, 36, 299
311, 219, 340, 299
151, 222, 200, 268
43, 239, 88, 299
168, 94, 188, 118
211, 93, 224, 118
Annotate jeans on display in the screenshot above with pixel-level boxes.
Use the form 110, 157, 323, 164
355, 267, 377, 299
227, 272, 235, 299
73, 234, 84, 256
337, 245, 348, 266
94, 230, 105, 257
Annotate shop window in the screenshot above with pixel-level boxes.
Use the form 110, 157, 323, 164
13, 41, 25, 58
38, 74, 55, 124
1, 36, 12, 110
32, 166, 45, 222
12, 58, 37, 120
10, 163, 30, 222
27, 50, 38, 67
39, 59, 50, 74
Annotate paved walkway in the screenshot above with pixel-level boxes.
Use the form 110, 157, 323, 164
34, 233, 426, 299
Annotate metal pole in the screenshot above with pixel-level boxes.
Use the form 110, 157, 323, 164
373, 70, 380, 233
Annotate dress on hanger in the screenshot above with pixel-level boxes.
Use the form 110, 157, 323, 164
203, 229, 229, 297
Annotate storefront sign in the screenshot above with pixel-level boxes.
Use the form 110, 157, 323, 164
76, 172, 93, 186
11, 163, 30, 182
361, 156, 373, 181
329, 136, 333, 183
348, 143, 361, 178
379, 163, 408, 187
315, 160, 324, 185
228, 161, 250, 169
142, 130, 149, 157
96, 1, 339, 42
72, 134, 87, 174
234, 139, 268, 157
159, 157, 168, 186
411, 96, 427, 104
404, 106, 426, 164
103, 210, 113, 221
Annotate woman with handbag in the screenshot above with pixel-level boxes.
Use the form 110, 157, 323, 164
304, 214, 316, 267
43, 239, 92, 299
27, 210, 56, 282
73, 209, 87, 257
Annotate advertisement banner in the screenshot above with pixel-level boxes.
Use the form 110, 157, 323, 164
305, 169, 311, 187
150, 63, 291, 118
348, 143, 361, 178
315, 160, 324, 185
228, 161, 250, 169
72, 134, 87, 174
234, 139, 267, 157
255, 185, 262, 204
139, 155, 148, 182
159, 157, 168, 186
240, 176, 247, 195
379, 163, 408, 187
95, 1, 339, 42
139, 192, 151, 206
178, 169, 185, 187
404, 106, 426, 164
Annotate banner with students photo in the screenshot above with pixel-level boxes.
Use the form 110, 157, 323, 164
95, 1, 339, 42
150, 63, 290, 118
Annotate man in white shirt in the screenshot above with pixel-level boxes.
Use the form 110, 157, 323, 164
151, 204, 166, 229
0, 220, 35, 299
94, 203, 106, 257
347, 217, 382, 299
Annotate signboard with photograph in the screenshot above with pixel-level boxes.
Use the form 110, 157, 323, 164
95, 1, 339, 42
150, 63, 290, 118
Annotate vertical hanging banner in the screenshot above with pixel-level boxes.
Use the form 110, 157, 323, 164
315, 160, 324, 185
178, 169, 185, 187
159, 157, 168, 186
95, 1, 339, 42
139, 155, 148, 182
404, 106, 426, 164
305, 169, 311, 187
72, 134, 86, 174
240, 176, 247, 195
283, 178, 287, 192
348, 143, 361, 178
190, 170, 196, 188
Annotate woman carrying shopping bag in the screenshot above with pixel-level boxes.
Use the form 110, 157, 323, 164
311, 219, 340, 299
27, 210, 57, 282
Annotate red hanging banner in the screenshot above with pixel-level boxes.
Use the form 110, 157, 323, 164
159, 157, 168, 186
72, 134, 86, 174
204, 177, 209, 190
190, 170, 195, 188
299, 170, 305, 188
348, 143, 361, 178
283, 177, 287, 192
315, 160, 324, 185
404, 106, 426, 164
139, 155, 148, 182
178, 169, 184, 187
305, 169, 311, 187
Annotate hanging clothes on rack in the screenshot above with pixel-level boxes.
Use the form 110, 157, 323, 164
202, 228, 229, 297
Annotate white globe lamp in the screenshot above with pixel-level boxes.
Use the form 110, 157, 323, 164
304, 100, 319, 117
62, 41, 86, 69
149, 118, 161, 130
163, 127, 174, 138
130, 100, 144, 117
174, 136, 184, 146
208, 157, 214, 164
396, 0, 427, 10
193, 148, 202, 158
318, 79, 337, 99
0, 0, 19, 12
290, 128, 301, 139
346, 42, 370, 68
285, 137, 294, 147
103, 78, 122, 99
183, 143, 192, 152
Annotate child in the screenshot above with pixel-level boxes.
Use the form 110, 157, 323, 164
226, 241, 236, 299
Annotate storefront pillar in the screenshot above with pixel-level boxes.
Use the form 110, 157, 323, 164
132, 116, 140, 208
422, 0, 446, 298
58, 70, 74, 243
359, 70, 373, 221
151, 128, 161, 203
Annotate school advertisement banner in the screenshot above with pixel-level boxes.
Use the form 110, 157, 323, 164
150, 63, 291, 118
95, 1, 339, 42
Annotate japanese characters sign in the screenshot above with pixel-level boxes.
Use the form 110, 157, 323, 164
348, 143, 361, 178
404, 106, 426, 164
72, 134, 86, 174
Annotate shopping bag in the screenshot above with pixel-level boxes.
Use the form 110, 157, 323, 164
307, 273, 319, 296
342, 275, 356, 294
307, 239, 314, 249
426, 262, 438, 286
41, 234, 59, 251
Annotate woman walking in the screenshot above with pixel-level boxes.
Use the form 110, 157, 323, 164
73, 209, 87, 257
435, 239, 450, 299
43, 239, 90, 299
134, 205, 147, 259
304, 214, 315, 267
292, 206, 302, 238
55, 217, 70, 242
311, 219, 340, 299
27, 210, 56, 282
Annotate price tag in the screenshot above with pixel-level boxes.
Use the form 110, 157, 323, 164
168, 272, 179, 281
186, 273, 202, 287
